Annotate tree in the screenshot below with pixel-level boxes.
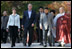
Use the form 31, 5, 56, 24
1, 1, 53, 18
48, 1, 71, 16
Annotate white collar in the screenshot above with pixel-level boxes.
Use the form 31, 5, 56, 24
12, 14, 17, 16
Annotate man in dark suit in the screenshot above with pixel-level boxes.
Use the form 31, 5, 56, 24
36, 6, 44, 45
22, 3, 36, 47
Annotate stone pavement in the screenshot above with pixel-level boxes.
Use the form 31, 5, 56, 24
1, 43, 71, 48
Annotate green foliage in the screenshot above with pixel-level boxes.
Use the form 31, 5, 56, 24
1, 1, 53, 18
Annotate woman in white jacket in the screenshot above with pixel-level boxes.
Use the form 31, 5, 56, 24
6, 7, 20, 47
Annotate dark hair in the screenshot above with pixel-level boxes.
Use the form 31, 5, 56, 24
12, 7, 16, 10
39, 6, 43, 9
44, 7, 49, 10
50, 10, 56, 14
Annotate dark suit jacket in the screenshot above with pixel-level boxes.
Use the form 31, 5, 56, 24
36, 12, 40, 28
22, 10, 36, 29
1, 16, 9, 29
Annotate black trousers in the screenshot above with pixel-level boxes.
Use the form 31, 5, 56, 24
36, 27, 43, 43
9, 26, 18, 46
1, 29, 8, 43
39, 29, 43, 44
23, 27, 34, 45
36, 27, 39, 42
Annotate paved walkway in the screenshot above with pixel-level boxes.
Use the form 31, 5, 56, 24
1, 43, 71, 48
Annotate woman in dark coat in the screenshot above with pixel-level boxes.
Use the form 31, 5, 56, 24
1, 11, 9, 43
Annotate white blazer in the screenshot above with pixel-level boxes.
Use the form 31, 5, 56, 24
7, 14, 20, 29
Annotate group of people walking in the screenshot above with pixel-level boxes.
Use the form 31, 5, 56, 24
1, 3, 71, 47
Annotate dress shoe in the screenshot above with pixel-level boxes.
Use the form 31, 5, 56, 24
44, 45, 47, 47
40, 43, 43, 45
11, 45, 14, 47
49, 43, 52, 46
58, 44, 61, 46
11, 44, 15, 47
23, 43, 26, 46
28, 44, 31, 47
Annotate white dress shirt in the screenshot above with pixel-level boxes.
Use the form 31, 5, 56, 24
28, 10, 32, 18
7, 14, 20, 29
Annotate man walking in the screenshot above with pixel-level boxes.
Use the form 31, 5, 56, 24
22, 3, 36, 47
40, 7, 53, 47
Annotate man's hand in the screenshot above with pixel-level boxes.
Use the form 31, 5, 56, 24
6, 29, 8, 32
18, 29, 20, 32
40, 26, 42, 29
21, 25, 24, 31
21, 25, 24, 28
31, 23, 34, 27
